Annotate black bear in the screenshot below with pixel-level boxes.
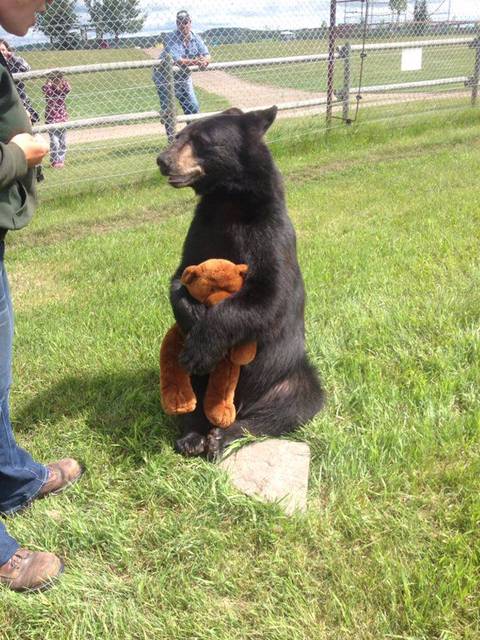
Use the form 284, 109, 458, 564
157, 106, 324, 458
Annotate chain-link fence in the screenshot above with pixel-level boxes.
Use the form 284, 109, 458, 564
2, 0, 479, 191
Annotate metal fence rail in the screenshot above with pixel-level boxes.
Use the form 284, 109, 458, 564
2, 0, 479, 190
19, 36, 478, 136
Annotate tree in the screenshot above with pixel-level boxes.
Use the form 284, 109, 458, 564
413, 0, 429, 33
86, 0, 146, 44
389, 0, 407, 23
85, 0, 106, 40
36, 0, 77, 47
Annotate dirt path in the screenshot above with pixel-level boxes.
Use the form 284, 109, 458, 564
67, 89, 468, 146
194, 68, 319, 108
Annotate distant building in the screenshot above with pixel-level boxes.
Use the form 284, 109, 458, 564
280, 30, 296, 41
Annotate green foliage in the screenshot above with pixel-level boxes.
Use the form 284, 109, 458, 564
1, 111, 480, 638
36, 0, 77, 47
85, 0, 146, 42
414, 0, 430, 26
389, 0, 407, 20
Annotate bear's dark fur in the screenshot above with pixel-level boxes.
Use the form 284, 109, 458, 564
157, 106, 324, 458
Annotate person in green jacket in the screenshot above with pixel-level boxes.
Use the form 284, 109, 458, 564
0, 0, 83, 592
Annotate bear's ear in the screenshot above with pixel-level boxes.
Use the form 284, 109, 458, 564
222, 107, 243, 116
181, 265, 197, 285
245, 106, 278, 136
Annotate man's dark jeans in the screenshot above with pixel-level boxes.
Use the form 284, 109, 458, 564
0, 241, 47, 565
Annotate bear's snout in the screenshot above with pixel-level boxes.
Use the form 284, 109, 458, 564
157, 152, 171, 175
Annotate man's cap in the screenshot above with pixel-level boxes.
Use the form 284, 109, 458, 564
176, 10, 191, 23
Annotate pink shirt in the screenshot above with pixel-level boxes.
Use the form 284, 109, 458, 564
42, 79, 71, 124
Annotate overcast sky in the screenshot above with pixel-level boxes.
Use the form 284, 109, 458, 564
2, 0, 479, 45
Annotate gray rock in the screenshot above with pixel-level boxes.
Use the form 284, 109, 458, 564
219, 439, 311, 515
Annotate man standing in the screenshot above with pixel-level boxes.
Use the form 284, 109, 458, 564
153, 10, 210, 142
0, 0, 82, 592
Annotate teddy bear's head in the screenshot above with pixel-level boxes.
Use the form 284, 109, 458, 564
181, 259, 248, 306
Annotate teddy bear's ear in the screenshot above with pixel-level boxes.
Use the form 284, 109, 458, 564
181, 266, 197, 285
237, 264, 249, 279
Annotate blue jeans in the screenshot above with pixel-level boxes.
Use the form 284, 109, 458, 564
49, 127, 67, 165
155, 75, 200, 141
0, 241, 48, 564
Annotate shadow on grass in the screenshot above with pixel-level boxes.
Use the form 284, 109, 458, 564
15, 368, 178, 463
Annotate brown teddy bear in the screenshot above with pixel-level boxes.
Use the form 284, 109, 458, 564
160, 259, 257, 428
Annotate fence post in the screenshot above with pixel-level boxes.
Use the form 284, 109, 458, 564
162, 54, 176, 143
325, 0, 337, 130
335, 42, 351, 124
470, 36, 480, 106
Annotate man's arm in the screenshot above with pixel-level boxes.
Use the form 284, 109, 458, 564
195, 35, 210, 68
166, 33, 210, 69
175, 55, 209, 68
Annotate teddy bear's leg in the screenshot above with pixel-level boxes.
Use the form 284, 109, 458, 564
160, 325, 197, 415
203, 358, 241, 428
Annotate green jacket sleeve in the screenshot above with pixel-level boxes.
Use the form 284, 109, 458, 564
0, 141, 28, 191
0, 58, 36, 231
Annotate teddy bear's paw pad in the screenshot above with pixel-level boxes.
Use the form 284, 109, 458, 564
162, 386, 197, 415
175, 432, 207, 457
206, 403, 236, 429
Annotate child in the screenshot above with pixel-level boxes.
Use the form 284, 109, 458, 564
42, 70, 71, 169
0, 38, 40, 124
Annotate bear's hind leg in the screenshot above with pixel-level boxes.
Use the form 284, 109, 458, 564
206, 364, 324, 459
175, 400, 211, 457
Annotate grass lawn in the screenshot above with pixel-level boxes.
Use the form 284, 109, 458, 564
227, 41, 475, 95
35, 97, 473, 194
0, 110, 479, 639
22, 48, 228, 121
18, 36, 476, 124
210, 34, 476, 62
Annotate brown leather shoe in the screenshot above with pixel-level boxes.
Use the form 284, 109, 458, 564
37, 458, 83, 498
0, 549, 63, 592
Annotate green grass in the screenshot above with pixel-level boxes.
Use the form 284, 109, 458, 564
19, 36, 476, 124
210, 34, 476, 63
226, 41, 475, 95
35, 96, 474, 194
1, 110, 479, 639
23, 48, 228, 121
